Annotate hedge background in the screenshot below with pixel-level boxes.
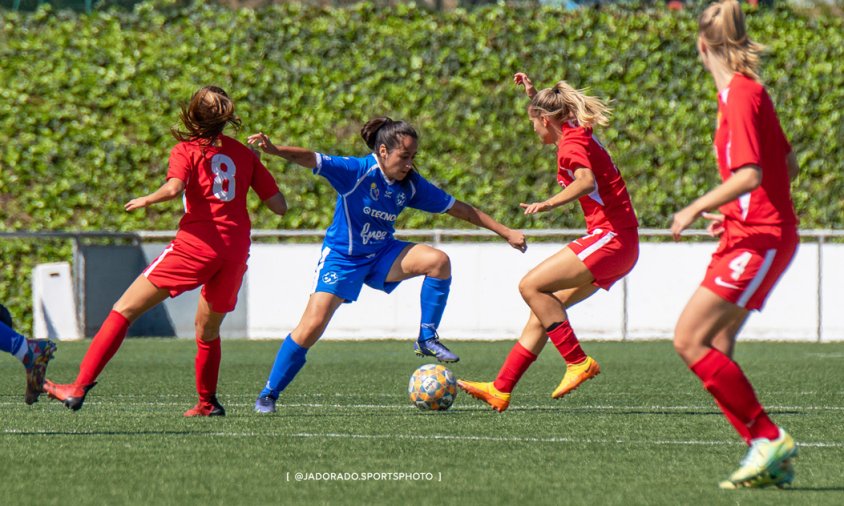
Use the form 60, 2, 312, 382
1, 2, 842, 333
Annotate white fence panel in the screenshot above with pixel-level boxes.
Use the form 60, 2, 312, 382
247, 238, 841, 342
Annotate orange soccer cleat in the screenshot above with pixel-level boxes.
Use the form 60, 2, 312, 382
551, 356, 601, 399
457, 380, 511, 413
43, 380, 96, 411
184, 395, 226, 417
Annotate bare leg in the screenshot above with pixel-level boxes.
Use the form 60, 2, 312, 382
518, 248, 594, 328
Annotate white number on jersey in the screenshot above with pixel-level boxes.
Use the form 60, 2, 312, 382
728, 251, 753, 281
211, 154, 237, 202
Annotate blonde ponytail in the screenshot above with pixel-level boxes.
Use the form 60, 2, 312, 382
699, 0, 765, 80
529, 81, 611, 128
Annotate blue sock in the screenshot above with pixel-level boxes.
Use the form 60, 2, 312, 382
419, 276, 451, 341
0, 320, 26, 360
259, 335, 308, 400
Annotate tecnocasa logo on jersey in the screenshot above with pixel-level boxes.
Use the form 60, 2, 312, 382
363, 207, 397, 222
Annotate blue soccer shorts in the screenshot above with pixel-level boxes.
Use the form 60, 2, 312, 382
311, 240, 412, 302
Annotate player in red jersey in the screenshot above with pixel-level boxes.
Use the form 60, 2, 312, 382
670, 0, 800, 489
459, 73, 639, 412
44, 86, 287, 416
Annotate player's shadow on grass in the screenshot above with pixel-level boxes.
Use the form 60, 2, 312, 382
291, 411, 462, 418
2, 431, 197, 436
462, 406, 804, 416
611, 409, 803, 417
783, 486, 844, 492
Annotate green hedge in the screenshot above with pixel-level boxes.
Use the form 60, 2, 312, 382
1, 2, 842, 333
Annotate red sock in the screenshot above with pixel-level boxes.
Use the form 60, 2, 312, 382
690, 349, 779, 441
493, 342, 538, 393
75, 310, 130, 386
195, 337, 221, 403
547, 321, 586, 365
715, 398, 752, 445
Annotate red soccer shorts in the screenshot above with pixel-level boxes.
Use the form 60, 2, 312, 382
142, 238, 248, 313
566, 227, 639, 290
701, 226, 798, 310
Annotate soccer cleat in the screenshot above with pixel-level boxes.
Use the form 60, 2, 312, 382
770, 458, 796, 489
551, 355, 601, 399
456, 380, 510, 413
414, 337, 460, 363
718, 428, 798, 489
184, 396, 226, 417
43, 380, 96, 411
254, 395, 277, 414
22, 339, 57, 405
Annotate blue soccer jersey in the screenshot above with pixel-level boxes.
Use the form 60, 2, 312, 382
313, 153, 455, 256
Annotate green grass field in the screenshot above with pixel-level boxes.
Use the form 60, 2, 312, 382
2, 339, 843, 506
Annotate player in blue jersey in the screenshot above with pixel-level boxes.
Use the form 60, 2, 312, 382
0, 303, 57, 404
247, 117, 527, 413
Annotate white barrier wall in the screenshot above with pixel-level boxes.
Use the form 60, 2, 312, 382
247, 242, 843, 342
32, 262, 82, 340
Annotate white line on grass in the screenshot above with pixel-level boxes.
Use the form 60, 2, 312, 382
281, 433, 844, 449
3, 428, 842, 448
2, 401, 843, 411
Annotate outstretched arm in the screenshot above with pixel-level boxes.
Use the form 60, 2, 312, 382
447, 200, 527, 252
520, 168, 596, 215
124, 178, 186, 211
247, 132, 317, 168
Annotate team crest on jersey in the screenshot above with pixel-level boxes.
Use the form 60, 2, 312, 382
322, 271, 339, 285
370, 183, 379, 200
396, 192, 407, 206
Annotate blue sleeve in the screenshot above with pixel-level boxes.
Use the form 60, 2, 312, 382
406, 172, 456, 214
312, 153, 367, 194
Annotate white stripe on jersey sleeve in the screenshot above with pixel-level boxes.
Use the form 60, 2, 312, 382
314, 153, 324, 175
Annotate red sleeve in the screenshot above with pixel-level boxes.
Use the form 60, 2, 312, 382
558, 142, 592, 171
250, 154, 280, 200
167, 144, 191, 182
726, 89, 763, 171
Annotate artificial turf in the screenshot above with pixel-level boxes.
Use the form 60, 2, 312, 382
2, 339, 842, 505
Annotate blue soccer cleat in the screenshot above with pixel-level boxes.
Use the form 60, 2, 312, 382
254, 395, 277, 414
23, 339, 57, 405
414, 337, 460, 363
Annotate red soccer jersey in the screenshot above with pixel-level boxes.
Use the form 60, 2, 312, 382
714, 74, 797, 228
167, 134, 280, 260
557, 123, 639, 232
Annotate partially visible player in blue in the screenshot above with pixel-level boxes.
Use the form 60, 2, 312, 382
247, 117, 527, 413
0, 303, 57, 404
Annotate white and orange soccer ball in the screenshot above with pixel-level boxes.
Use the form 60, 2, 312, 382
408, 364, 457, 411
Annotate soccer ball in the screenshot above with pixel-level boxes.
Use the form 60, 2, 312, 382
408, 364, 457, 411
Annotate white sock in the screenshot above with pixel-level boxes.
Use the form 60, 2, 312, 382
13, 339, 29, 363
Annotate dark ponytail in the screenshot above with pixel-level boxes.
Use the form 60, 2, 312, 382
360, 116, 418, 152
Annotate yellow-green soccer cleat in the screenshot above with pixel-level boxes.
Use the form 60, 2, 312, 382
456, 380, 510, 413
551, 355, 601, 399
718, 428, 798, 489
